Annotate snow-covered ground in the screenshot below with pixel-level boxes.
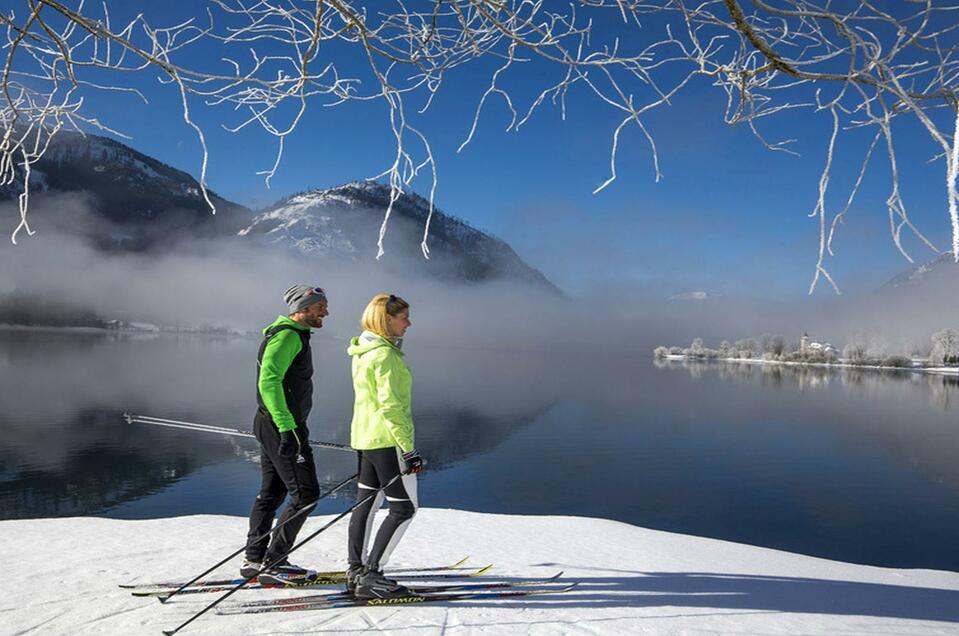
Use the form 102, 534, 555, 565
4, 509, 959, 635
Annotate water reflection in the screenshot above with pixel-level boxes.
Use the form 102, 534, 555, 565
654, 358, 959, 496
3, 331, 959, 571
0, 408, 239, 518
658, 358, 959, 409
416, 405, 554, 470
929, 374, 959, 411
0, 330, 558, 519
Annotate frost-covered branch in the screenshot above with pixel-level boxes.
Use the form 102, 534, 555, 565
0, 1, 957, 293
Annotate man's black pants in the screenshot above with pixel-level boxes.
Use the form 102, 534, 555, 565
245, 413, 320, 563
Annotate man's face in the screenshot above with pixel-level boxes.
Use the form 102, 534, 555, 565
302, 301, 329, 328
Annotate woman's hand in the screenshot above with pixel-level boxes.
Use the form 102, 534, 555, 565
402, 449, 424, 474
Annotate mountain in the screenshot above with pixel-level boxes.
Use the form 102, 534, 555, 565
240, 180, 560, 291
0, 130, 251, 250
881, 251, 959, 290
2, 131, 558, 291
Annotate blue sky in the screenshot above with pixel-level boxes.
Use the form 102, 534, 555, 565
53, 2, 956, 299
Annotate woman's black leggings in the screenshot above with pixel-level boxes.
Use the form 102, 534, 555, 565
347, 447, 418, 570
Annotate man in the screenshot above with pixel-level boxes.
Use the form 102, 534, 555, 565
242, 284, 329, 584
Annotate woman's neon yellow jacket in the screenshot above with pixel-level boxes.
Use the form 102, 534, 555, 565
347, 330, 414, 453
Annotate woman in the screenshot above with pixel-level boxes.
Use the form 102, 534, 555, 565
345, 293, 424, 599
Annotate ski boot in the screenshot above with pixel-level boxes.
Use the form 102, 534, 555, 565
353, 567, 412, 600
345, 563, 365, 596
257, 558, 315, 586
240, 558, 262, 579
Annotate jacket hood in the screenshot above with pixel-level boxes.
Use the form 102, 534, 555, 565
347, 330, 402, 357
263, 315, 310, 335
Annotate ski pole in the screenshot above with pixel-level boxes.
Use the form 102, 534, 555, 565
162, 471, 410, 636
124, 413, 353, 452
157, 471, 358, 604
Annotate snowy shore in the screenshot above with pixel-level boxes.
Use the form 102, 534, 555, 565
659, 354, 959, 375
4, 509, 959, 635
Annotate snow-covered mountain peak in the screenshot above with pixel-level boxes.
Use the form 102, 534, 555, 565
2, 129, 555, 291
241, 180, 559, 291
0, 130, 250, 249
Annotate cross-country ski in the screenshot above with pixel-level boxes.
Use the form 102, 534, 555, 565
217, 571, 564, 610
118, 556, 470, 590
213, 583, 580, 616
132, 564, 494, 599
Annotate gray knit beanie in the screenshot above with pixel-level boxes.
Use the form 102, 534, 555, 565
284, 284, 327, 313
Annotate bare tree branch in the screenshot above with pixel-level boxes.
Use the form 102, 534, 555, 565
0, 0, 956, 294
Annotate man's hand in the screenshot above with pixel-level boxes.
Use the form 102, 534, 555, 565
278, 429, 301, 458
402, 449, 424, 474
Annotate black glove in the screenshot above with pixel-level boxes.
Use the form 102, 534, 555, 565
402, 449, 424, 474
278, 429, 301, 459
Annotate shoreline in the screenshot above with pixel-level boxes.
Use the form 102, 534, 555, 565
657, 354, 959, 376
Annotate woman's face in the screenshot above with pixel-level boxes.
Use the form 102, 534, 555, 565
387, 309, 411, 338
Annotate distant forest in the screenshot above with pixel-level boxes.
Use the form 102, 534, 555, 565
0, 292, 240, 334
0, 292, 106, 328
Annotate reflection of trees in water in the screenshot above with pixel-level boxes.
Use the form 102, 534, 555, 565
748, 363, 833, 391
759, 364, 783, 387
0, 328, 561, 519
843, 368, 913, 384
414, 403, 555, 471
833, 372, 959, 494
666, 359, 839, 392
6, 449, 189, 519
653, 358, 711, 379
718, 361, 757, 383
652, 357, 671, 370
685, 361, 706, 379
662, 358, 959, 418
928, 374, 959, 411
655, 359, 959, 496
661, 357, 958, 401
840, 367, 927, 397
0, 408, 238, 519
0, 402, 557, 520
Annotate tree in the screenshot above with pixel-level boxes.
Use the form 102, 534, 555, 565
734, 338, 759, 359
2, 1, 958, 289
767, 335, 786, 357
718, 340, 732, 358
930, 329, 959, 365
842, 341, 869, 365
759, 334, 772, 354
867, 338, 889, 363
881, 355, 913, 369
690, 337, 705, 357
823, 347, 839, 364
